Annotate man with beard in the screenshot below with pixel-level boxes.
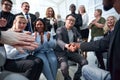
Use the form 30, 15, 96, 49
69, 0, 120, 80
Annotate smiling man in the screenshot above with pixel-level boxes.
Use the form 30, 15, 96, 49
55, 14, 87, 80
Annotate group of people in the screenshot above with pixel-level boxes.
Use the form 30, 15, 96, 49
63, 0, 120, 80
0, 0, 120, 80
0, 0, 86, 80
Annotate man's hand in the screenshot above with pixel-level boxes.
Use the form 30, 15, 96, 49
68, 42, 80, 52
1, 31, 38, 50
65, 44, 71, 50
0, 18, 7, 27
14, 42, 38, 53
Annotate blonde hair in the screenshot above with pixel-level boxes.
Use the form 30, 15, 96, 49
11, 15, 27, 31
103, 16, 117, 34
14, 15, 26, 21
78, 5, 86, 14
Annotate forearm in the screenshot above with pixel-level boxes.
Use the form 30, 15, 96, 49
57, 39, 66, 50
94, 23, 104, 28
80, 36, 110, 52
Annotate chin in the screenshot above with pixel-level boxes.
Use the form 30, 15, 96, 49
103, 5, 113, 11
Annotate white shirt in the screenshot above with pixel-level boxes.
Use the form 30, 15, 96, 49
80, 13, 89, 30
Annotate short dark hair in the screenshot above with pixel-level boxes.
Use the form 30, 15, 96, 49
1, 0, 13, 5
66, 14, 75, 19
69, 4, 76, 10
21, 2, 29, 6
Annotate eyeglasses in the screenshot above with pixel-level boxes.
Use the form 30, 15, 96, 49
66, 19, 76, 22
22, 5, 30, 8
3, 3, 12, 7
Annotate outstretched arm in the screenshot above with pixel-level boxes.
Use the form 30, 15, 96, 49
0, 30, 38, 53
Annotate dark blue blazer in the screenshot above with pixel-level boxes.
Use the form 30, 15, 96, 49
81, 19, 120, 80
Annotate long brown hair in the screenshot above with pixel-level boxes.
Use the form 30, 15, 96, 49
45, 7, 55, 18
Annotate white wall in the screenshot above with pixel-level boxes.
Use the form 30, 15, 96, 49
1, 0, 119, 20
12, 0, 58, 18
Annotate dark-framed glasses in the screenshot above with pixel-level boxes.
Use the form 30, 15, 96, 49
66, 19, 76, 22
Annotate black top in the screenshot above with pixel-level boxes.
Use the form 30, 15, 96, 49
0, 11, 15, 31
43, 18, 57, 32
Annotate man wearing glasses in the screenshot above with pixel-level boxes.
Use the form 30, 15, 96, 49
0, 0, 15, 47
55, 14, 87, 80
0, 0, 15, 31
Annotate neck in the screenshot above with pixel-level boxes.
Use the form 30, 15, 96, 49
66, 26, 72, 30
71, 12, 75, 14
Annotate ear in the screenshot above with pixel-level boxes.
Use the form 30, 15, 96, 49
13, 20, 16, 24
12, 20, 17, 29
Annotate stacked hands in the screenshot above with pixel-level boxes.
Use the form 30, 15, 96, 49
1, 30, 38, 53
65, 42, 80, 52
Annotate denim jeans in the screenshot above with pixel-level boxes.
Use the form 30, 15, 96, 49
82, 65, 111, 80
35, 51, 57, 80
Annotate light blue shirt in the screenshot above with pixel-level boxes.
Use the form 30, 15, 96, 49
33, 32, 56, 54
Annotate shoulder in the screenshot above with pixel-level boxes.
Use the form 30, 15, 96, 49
43, 17, 49, 21
72, 26, 77, 30
29, 13, 35, 16
100, 17, 106, 23
29, 13, 37, 20
58, 26, 65, 30
29, 13, 36, 18
56, 26, 65, 33
101, 17, 106, 20
10, 12, 15, 16
83, 13, 88, 17
15, 12, 23, 16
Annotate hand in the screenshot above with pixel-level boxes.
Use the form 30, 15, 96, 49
69, 42, 78, 52
24, 31, 31, 35
40, 32, 44, 44
33, 31, 37, 40
65, 44, 71, 50
53, 19, 57, 24
14, 42, 38, 53
91, 20, 97, 25
74, 43, 80, 49
50, 19, 54, 25
0, 18, 7, 27
47, 32, 50, 41
65, 43, 78, 52
0, 30, 37, 46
